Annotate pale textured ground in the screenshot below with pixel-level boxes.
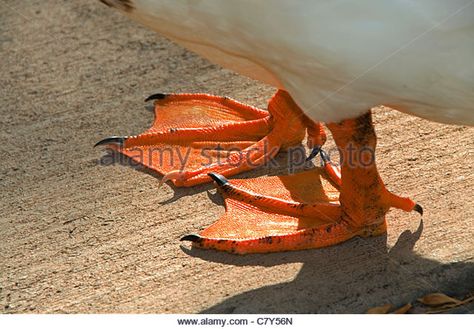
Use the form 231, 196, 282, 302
0, 0, 473, 313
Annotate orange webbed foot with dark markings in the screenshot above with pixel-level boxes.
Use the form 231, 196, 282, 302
181, 111, 422, 254
96, 89, 421, 254
95, 90, 323, 187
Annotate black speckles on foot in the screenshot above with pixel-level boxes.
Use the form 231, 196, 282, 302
263, 236, 273, 244
99, 0, 134, 12
220, 185, 235, 194
353, 111, 375, 145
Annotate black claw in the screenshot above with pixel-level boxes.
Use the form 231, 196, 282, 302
180, 234, 202, 243
305, 146, 321, 162
413, 203, 423, 216
319, 149, 331, 163
208, 172, 229, 186
145, 93, 168, 102
94, 136, 127, 147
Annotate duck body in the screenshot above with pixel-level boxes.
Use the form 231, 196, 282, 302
104, 0, 474, 125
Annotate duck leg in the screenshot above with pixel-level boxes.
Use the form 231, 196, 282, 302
96, 90, 316, 187
182, 111, 421, 254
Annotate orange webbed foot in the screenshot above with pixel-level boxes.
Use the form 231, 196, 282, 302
182, 111, 422, 254
182, 170, 355, 254
95, 90, 313, 187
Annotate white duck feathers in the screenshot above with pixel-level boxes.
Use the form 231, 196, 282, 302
102, 0, 474, 125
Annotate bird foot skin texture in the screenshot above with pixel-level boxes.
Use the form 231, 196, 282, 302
183, 111, 422, 254
95, 90, 325, 187
96, 90, 421, 254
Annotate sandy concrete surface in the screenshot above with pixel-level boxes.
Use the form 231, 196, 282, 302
1, 0, 473, 313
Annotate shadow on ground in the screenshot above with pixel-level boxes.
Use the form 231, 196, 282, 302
96, 149, 214, 203
96, 144, 318, 205
95, 142, 474, 314
183, 220, 474, 313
